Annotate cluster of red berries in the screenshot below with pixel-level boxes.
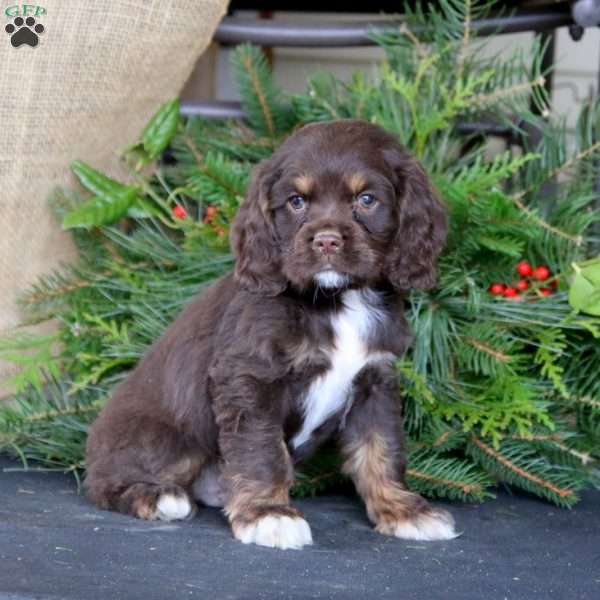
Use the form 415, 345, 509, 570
171, 204, 219, 223
204, 205, 225, 237
171, 204, 225, 237
489, 261, 556, 300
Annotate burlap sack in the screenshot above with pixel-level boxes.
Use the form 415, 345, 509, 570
0, 0, 228, 396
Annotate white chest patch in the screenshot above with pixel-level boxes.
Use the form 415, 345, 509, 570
291, 289, 394, 449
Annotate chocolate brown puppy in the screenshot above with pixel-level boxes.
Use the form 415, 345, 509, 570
85, 119, 456, 549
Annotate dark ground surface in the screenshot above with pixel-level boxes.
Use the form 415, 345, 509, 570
0, 457, 598, 600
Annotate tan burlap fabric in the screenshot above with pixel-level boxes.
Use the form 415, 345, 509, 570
0, 0, 228, 396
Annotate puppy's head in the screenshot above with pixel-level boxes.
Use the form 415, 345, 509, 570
230, 120, 447, 295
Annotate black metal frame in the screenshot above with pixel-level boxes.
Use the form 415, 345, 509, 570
181, 100, 246, 120
180, 5, 586, 148
214, 10, 572, 47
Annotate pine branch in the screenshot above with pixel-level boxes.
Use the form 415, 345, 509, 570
230, 44, 295, 137
398, 23, 428, 59
456, 0, 472, 78
469, 435, 579, 506
574, 396, 600, 410
510, 195, 582, 244
406, 450, 494, 502
432, 430, 452, 448
181, 133, 204, 166
507, 138, 600, 245
465, 338, 511, 362
407, 468, 480, 496
510, 434, 593, 466
23, 271, 109, 306
17, 400, 105, 423
534, 328, 568, 398
513, 140, 600, 203
243, 52, 275, 136
471, 76, 545, 107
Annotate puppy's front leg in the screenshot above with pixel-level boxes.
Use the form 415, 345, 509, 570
340, 365, 458, 541
212, 368, 312, 550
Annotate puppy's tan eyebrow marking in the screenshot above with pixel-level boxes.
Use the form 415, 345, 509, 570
293, 174, 314, 195
346, 173, 367, 194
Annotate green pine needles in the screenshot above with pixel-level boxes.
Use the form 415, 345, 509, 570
2, 0, 600, 507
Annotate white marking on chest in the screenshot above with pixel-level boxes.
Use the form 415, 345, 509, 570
292, 289, 394, 449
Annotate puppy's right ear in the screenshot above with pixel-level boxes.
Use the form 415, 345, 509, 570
230, 159, 287, 296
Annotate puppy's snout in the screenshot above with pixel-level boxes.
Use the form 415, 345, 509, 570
312, 230, 343, 255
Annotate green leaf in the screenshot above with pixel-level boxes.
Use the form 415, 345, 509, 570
569, 258, 600, 316
141, 99, 180, 159
66, 160, 141, 228
126, 198, 162, 219
71, 160, 130, 197
63, 187, 138, 229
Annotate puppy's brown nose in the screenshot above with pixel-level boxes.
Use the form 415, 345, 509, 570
313, 230, 343, 255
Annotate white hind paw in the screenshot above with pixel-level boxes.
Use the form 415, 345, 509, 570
156, 493, 195, 521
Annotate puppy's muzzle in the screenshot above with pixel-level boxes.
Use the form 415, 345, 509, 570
312, 230, 343, 256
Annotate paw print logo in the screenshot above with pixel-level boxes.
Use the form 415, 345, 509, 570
5, 16, 45, 48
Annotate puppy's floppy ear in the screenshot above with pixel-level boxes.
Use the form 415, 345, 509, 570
383, 146, 448, 291
230, 159, 287, 296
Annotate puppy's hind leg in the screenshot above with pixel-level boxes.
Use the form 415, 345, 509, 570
118, 482, 197, 522
85, 416, 205, 522
85, 452, 203, 522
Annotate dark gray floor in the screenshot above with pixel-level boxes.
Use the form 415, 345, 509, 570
0, 457, 598, 600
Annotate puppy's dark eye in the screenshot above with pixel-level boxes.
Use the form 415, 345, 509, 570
358, 193, 377, 208
288, 194, 307, 211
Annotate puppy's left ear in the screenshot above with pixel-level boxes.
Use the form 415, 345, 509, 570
383, 146, 448, 291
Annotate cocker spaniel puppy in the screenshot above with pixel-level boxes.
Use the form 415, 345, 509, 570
85, 119, 456, 549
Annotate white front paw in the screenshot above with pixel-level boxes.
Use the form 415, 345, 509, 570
234, 515, 313, 550
391, 509, 459, 541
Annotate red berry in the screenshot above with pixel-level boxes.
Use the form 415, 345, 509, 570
516, 279, 529, 291
203, 205, 219, 224
533, 265, 551, 281
549, 278, 558, 289
540, 287, 552, 297
205, 205, 218, 217
516, 261, 533, 277
172, 205, 187, 220
489, 283, 506, 295
503, 287, 518, 298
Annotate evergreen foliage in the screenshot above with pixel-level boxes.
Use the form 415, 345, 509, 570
1, 0, 599, 507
